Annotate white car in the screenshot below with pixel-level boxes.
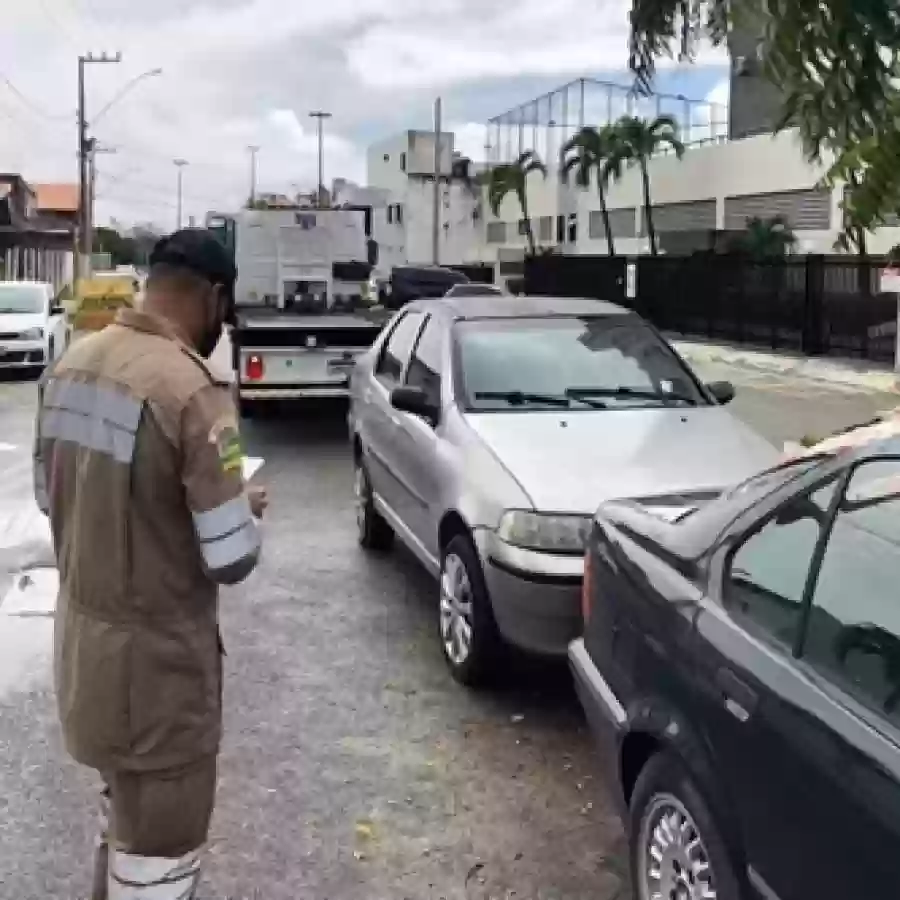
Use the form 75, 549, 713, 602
0, 281, 69, 372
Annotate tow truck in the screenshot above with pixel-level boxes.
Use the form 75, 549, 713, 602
207, 207, 387, 416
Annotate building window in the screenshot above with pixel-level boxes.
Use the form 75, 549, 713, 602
383, 153, 390, 162
517, 219, 529, 236
556, 215, 565, 243
395, 204, 404, 225
538, 216, 552, 242
486, 222, 506, 244
387, 206, 393, 225
567, 213, 577, 244
640, 199, 717, 235
724, 188, 831, 231
400, 152, 407, 172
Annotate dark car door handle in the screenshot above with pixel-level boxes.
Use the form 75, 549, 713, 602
716, 668, 758, 723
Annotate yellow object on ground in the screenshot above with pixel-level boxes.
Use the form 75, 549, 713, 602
71, 276, 137, 331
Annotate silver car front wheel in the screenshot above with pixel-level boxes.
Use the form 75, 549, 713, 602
438, 535, 502, 687
440, 551, 474, 666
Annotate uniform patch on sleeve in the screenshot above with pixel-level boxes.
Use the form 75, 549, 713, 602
209, 420, 242, 473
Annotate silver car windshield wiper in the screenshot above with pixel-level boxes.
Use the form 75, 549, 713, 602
474, 390, 572, 408
566, 386, 697, 406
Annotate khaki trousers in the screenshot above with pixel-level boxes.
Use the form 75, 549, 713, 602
92, 755, 217, 900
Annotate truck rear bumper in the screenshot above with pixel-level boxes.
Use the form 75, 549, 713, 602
240, 385, 350, 400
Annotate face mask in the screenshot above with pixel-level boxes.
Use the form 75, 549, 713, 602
198, 287, 225, 359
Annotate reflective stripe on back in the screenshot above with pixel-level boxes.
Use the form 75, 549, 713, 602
41, 377, 143, 464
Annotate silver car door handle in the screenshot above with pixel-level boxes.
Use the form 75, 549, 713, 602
389, 415, 402, 427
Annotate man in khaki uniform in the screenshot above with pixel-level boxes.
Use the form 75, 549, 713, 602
33, 230, 266, 899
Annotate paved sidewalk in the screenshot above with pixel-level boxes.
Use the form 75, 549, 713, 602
670, 335, 900, 395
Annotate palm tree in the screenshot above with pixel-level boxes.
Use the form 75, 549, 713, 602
608, 115, 684, 255
486, 150, 547, 256
560, 126, 620, 256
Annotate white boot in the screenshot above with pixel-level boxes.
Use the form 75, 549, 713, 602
107, 848, 202, 900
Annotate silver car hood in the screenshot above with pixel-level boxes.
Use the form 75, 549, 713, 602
464, 407, 779, 513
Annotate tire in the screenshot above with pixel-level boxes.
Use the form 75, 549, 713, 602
354, 458, 393, 551
628, 752, 744, 900
439, 534, 503, 687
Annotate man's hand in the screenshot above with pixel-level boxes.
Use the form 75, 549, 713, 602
248, 485, 268, 519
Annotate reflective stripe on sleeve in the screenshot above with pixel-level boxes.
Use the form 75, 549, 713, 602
192, 494, 253, 542
191, 494, 259, 572
199, 520, 260, 571
40, 378, 142, 464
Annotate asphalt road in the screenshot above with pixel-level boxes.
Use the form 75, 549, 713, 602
0, 360, 895, 900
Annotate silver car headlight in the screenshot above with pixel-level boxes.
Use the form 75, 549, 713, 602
19, 327, 43, 340
497, 510, 592, 554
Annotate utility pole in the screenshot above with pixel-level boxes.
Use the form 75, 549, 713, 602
88, 143, 116, 258
174, 159, 188, 229
432, 97, 442, 266
247, 145, 259, 207
76, 51, 121, 282
308, 111, 331, 207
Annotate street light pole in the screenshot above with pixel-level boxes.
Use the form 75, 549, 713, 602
76, 50, 121, 281
308, 111, 331, 207
174, 159, 188, 229
247, 145, 259, 207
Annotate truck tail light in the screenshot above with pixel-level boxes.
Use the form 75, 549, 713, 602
245, 354, 264, 381
581, 548, 593, 625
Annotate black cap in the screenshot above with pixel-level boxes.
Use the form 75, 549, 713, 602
149, 228, 237, 293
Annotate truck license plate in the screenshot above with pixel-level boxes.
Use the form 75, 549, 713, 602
327, 358, 355, 372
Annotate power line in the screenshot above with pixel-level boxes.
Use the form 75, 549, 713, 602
0, 73, 72, 122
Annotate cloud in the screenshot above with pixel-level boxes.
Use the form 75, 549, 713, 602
0, 0, 728, 229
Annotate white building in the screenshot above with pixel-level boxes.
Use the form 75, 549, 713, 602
365, 130, 483, 267
364, 69, 900, 271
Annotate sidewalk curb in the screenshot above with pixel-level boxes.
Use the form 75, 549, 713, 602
672, 340, 900, 395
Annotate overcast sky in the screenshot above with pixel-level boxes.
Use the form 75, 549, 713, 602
1, 0, 728, 231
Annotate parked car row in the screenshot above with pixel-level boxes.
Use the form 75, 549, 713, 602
347, 291, 900, 899
0, 280, 69, 372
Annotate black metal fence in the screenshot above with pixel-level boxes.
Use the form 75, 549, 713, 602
523, 254, 898, 363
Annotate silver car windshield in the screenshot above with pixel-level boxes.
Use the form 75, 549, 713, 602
455, 315, 708, 411
0, 285, 44, 314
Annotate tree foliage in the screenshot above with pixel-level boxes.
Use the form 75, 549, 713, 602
727, 215, 797, 258
486, 150, 547, 255
627, 0, 900, 249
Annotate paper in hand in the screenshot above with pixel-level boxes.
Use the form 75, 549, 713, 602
242, 456, 264, 481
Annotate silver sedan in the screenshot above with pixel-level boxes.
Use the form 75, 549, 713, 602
347, 295, 779, 686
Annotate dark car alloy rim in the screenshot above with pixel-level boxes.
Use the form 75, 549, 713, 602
637, 793, 716, 900
439, 552, 474, 665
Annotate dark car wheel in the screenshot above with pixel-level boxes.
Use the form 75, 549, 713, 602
629, 752, 743, 900
354, 458, 394, 551
439, 534, 502, 687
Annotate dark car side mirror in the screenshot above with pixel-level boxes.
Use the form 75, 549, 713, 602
707, 380, 735, 405
391, 385, 439, 424
50, 304, 65, 316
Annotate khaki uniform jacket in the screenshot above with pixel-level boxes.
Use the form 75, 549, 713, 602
33, 309, 260, 773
